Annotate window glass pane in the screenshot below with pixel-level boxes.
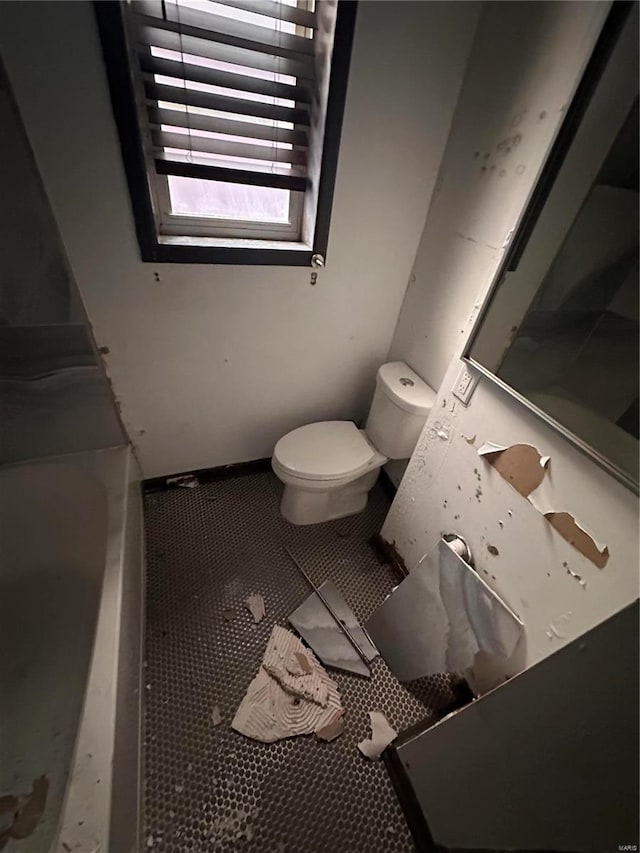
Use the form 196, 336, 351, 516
167, 176, 290, 221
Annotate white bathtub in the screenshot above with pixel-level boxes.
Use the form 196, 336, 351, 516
0, 446, 144, 853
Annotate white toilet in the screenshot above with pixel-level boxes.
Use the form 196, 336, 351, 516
272, 362, 436, 525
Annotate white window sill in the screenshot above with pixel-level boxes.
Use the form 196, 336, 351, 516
158, 235, 312, 252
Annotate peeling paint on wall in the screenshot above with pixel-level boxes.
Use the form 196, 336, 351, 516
0, 775, 49, 846
564, 562, 587, 589
428, 421, 451, 441
548, 611, 572, 640
544, 512, 610, 569
478, 442, 549, 498
477, 440, 610, 568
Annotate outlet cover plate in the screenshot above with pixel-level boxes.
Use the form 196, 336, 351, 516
452, 362, 479, 405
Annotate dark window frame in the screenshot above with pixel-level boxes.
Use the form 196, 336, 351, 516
94, 0, 358, 266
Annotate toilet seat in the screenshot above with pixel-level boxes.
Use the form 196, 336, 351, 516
273, 421, 380, 482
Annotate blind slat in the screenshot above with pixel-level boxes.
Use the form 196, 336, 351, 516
153, 129, 307, 166
216, 0, 317, 30
132, 2, 319, 196
155, 154, 307, 191
134, 2, 314, 59
148, 106, 309, 146
136, 23, 313, 80
139, 53, 312, 104
144, 81, 310, 126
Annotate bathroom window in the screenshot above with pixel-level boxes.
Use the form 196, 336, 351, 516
95, 0, 357, 265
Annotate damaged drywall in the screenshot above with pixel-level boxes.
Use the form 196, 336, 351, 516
365, 539, 523, 681
478, 441, 610, 568
544, 512, 610, 569
245, 594, 266, 623
478, 442, 549, 498
357, 711, 398, 760
316, 715, 346, 742
231, 626, 344, 743
0, 775, 49, 847
381, 361, 638, 692
294, 652, 313, 675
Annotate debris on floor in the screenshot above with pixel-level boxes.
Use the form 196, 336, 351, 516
245, 593, 266, 623
232, 625, 344, 743
262, 625, 330, 706
144, 473, 449, 850
357, 711, 397, 759
316, 711, 346, 742
288, 577, 377, 677
222, 609, 236, 622
284, 547, 377, 677
294, 651, 313, 674
209, 808, 254, 845
166, 474, 199, 489
211, 705, 222, 726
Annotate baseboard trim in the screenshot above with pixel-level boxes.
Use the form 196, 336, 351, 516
143, 457, 272, 492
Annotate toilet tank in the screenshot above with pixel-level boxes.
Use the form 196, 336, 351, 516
365, 362, 436, 459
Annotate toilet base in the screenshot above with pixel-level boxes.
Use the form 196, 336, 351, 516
279, 468, 380, 526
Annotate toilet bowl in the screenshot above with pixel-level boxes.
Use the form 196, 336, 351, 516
272, 363, 436, 525
273, 421, 387, 525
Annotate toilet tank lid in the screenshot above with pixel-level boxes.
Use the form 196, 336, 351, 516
376, 362, 436, 415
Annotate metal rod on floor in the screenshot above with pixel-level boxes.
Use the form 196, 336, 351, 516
282, 546, 372, 670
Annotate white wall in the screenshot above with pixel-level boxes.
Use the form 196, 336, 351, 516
0, 0, 480, 479
390, 0, 613, 390
383, 0, 639, 691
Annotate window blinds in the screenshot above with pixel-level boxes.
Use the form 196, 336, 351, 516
127, 0, 318, 193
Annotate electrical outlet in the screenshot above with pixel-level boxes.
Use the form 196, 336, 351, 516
452, 362, 479, 405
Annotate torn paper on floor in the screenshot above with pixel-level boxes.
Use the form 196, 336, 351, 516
245, 594, 266, 623
478, 442, 550, 498
358, 711, 397, 760
232, 626, 344, 743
